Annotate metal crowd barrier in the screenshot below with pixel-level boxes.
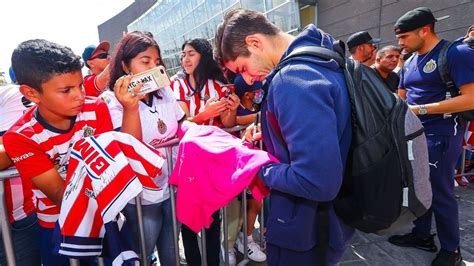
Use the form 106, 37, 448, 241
0, 124, 266, 266
0, 169, 17, 266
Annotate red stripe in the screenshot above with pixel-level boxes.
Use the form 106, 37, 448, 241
62, 168, 91, 235
95, 165, 136, 211
118, 142, 163, 177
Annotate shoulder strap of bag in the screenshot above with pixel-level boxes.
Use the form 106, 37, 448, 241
438, 41, 459, 97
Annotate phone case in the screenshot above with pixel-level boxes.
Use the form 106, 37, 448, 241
127, 66, 171, 96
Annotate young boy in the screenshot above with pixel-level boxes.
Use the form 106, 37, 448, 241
2, 39, 141, 265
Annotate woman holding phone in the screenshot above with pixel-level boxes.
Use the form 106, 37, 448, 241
101, 31, 184, 265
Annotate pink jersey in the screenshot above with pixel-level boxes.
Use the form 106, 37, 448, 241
3, 97, 113, 228
171, 78, 225, 127
0, 85, 36, 223
169, 123, 277, 232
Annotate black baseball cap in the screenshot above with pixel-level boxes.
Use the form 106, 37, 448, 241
394, 7, 437, 34
347, 31, 381, 50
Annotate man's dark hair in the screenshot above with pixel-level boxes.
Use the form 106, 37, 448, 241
214, 8, 280, 66
11, 39, 83, 92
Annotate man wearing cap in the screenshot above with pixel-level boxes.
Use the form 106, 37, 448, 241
347, 31, 380, 66
388, 7, 474, 266
82, 41, 111, 97
234, 74, 264, 125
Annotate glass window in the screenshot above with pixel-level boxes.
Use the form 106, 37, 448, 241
266, 2, 298, 32
221, 0, 239, 10
241, 0, 265, 12
206, 0, 222, 15
265, 0, 288, 11
193, 3, 208, 25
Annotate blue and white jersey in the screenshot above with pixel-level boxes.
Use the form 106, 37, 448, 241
400, 39, 474, 135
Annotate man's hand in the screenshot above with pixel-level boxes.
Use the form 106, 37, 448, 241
243, 122, 262, 143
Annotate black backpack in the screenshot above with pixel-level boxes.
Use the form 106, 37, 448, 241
276, 43, 432, 234
437, 39, 474, 122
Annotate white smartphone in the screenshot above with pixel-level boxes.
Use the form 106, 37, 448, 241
128, 65, 171, 96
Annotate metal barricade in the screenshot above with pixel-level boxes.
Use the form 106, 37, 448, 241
0, 169, 17, 266
0, 126, 267, 266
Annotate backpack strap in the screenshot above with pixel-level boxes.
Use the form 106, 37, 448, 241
438, 41, 459, 97
277, 45, 346, 71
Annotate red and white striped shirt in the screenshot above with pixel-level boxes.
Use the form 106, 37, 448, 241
0, 85, 35, 223
59, 132, 165, 240
171, 78, 225, 127
3, 97, 113, 228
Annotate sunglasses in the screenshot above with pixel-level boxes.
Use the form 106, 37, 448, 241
90, 53, 109, 60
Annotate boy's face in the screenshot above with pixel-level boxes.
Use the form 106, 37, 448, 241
21, 70, 85, 123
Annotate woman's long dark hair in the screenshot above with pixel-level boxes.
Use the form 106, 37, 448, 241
108, 31, 164, 94
182, 38, 226, 98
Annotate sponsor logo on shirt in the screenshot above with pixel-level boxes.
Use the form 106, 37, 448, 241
11, 152, 34, 163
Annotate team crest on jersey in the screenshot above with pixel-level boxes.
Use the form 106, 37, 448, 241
157, 118, 167, 134
82, 125, 95, 137
203, 94, 210, 101
423, 59, 437, 73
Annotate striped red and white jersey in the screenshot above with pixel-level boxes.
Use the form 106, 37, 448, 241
58, 132, 165, 245
101, 87, 184, 204
3, 97, 113, 228
0, 85, 35, 223
171, 78, 225, 127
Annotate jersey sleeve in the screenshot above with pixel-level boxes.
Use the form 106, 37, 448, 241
447, 43, 474, 87
171, 79, 185, 101
94, 98, 115, 134
214, 81, 226, 99
83, 74, 100, 97
3, 132, 54, 179
100, 92, 124, 131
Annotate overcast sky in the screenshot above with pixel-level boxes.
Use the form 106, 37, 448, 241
0, 0, 134, 81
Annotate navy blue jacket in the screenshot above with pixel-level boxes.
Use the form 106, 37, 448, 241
258, 25, 353, 260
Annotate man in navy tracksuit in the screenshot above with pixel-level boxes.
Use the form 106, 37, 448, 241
214, 8, 353, 265
388, 7, 474, 266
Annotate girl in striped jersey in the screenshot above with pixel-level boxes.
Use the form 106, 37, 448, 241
102, 31, 185, 265
171, 38, 240, 266
172, 38, 240, 128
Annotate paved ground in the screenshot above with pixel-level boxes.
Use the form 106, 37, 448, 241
232, 186, 474, 266
162, 186, 473, 265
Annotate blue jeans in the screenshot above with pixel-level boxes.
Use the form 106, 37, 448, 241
123, 198, 176, 265
0, 213, 41, 266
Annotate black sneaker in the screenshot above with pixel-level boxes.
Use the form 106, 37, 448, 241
388, 232, 438, 252
432, 248, 462, 266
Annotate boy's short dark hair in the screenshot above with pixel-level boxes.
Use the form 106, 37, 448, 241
214, 8, 280, 67
11, 39, 83, 92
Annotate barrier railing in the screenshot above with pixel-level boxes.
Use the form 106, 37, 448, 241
0, 124, 265, 266
0, 169, 17, 266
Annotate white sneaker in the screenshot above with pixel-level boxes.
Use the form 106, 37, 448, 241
236, 235, 267, 262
